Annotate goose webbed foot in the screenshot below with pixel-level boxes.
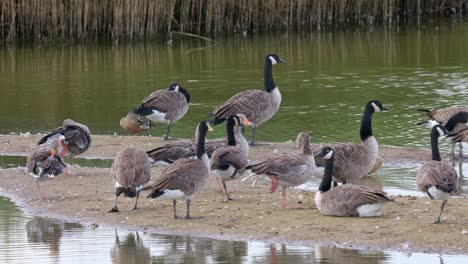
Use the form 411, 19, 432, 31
108, 207, 119, 213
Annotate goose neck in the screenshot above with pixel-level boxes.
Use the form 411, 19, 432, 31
234, 127, 249, 155
226, 122, 236, 147
196, 128, 207, 159
264, 58, 276, 92
318, 157, 334, 192
360, 104, 374, 141
430, 129, 441, 161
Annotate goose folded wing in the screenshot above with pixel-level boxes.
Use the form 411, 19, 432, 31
212, 147, 247, 170
141, 91, 186, 114
213, 90, 271, 119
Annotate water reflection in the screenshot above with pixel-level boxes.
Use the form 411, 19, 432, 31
314, 245, 388, 263
111, 231, 151, 264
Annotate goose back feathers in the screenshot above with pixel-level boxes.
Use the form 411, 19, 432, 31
38, 119, 91, 157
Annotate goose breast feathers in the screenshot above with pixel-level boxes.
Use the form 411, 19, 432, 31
416, 161, 458, 193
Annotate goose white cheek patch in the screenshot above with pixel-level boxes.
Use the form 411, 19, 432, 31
371, 102, 380, 112
269, 56, 278, 65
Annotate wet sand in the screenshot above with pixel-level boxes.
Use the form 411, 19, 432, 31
1, 133, 468, 255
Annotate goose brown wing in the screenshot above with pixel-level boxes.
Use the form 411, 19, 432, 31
416, 161, 458, 193
249, 154, 306, 178
141, 90, 187, 117
146, 140, 195, 163
212, 90, 271, 120
325, 185, 392, 213
149, 158, 207, 194
211, 146, 248, 170
430, 106, 468, 124
26, 147, 50, 173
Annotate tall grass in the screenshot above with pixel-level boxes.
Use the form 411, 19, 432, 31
1, 0, 467, 42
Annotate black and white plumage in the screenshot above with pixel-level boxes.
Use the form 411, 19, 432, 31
142, 121, 213, 219
134, 83, 190, 140
211, 53, 285, 146
314, 147, 393, 217
26, 137, 67, 199
416, 125, 459, 223
109, 147, 151, 212
246, 132, 317, 208
211, 115, 251, 202
38, 119, 91, 157
321, 100, 387, 184
418, 106, 468, 158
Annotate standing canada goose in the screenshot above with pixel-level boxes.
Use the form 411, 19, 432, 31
416, 125, 459, 223
211, 115, 251, 202
120, 112, 152, 135
142, 121, 213, 219
314, 146, 393, 217
211, 53, 286, 146
322, 100, 388, 184
443, 111, 468, 158
109, 147, 151, 212
246, 132, 317, 208
134, 83, 190, 140
26, 137, 67, 199
418, 106, 468, 157
38, 119, 91, 157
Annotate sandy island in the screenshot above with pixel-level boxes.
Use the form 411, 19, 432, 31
0, 133, 467, 255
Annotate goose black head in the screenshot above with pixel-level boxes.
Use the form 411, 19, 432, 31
314, 146, 334, 160
266, 53, 286, 65
367, 100, 388, 113
432, 124, 448, 140
168, 83, 191, 103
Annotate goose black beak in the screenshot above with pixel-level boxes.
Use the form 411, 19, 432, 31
278, 58, 286, 64
382, 106, 389, 111
314, 150, 325, 158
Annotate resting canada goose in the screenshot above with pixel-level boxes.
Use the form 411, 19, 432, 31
109, 147, 151, 212
120, 112, 152, 135
418, 106, 468, 157
38, 119, 91, 157
246, 132, 317, 208
142, 121, 213, 219
211, 53, 286, 146
314, 146, 393, 217
416, 124, 459, 223
211, 115, 251, 202
323, 100, 387, 184
134, 83, 190, 140
26, 137, 67, 199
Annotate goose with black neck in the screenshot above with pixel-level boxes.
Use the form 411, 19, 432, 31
211, 53, 285, 146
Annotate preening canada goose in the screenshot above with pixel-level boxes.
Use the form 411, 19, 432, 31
314, 146, 393, 217
416, 125, 459, 223
246, 132, 317, 208
38, 119, 91, 157
211, 53, 286, 146
323, 100, 388, 184
134, 83, 190, 140
109, 147, 151, 212
120, 112, 152, 135
211, 115, 251, 202
26, 137, 67, 199
418, 106, 468, 157
443, 111, 468, 158
143, 121, 213, 219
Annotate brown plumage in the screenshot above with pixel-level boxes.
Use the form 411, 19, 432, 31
120, 112, 152, 135
211, 115, 250, 201
134, 83, 190, 140
211, 54, 285, 145
26, 137, 67, 199
419, 106, 468, 124
143, 121, 212, 219
109, 147, 151, 212
416, 124, 459, 223
38, 119, 91, 157
314, 146, 393, 217
247, 132, 316, 208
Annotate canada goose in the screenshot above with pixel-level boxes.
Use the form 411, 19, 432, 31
314, 146, 393, 217
109, 147, 151, 212
120, 112, 152, 135
38, 119, 91, 157
211, 115, 251, 202
211, 53, 286, 146
142, 121, 213, 219
322, 100, 388, 184
134, 83, 190, 140
418, 106, 468, 157
246, 132, 317, 208
26, 137, 67, 199
416, 125, 459, 223
443, 111, 468, 158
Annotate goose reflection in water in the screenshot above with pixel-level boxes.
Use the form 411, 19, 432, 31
26, 217, 81, 256
314, 245, 388, 263
111, 230, 151, 264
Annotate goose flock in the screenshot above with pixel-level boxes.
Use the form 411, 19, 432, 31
26, 53, 466, 224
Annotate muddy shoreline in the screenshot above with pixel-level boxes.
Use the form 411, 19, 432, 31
1, 133, 468, 255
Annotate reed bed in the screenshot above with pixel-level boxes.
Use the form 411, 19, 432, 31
0, 0, 467, 42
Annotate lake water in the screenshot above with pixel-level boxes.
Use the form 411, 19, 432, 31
1, 22, 468, 149
0, 197, 466, 264
2, 21, 468, 262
